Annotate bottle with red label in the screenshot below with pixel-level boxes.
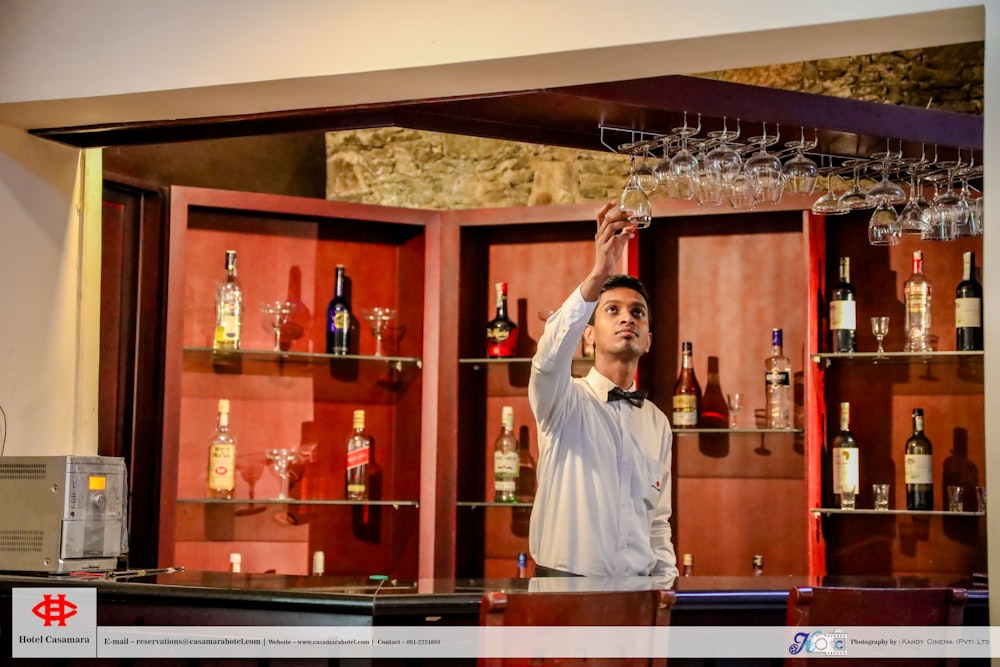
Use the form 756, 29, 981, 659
346, 409, 374, 500
486, 281, 518, 357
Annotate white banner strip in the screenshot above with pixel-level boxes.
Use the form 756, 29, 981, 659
72, 626, 998, 660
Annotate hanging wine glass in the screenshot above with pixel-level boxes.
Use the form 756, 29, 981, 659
633, 146, 657, 194
744, 124, 784, 204
865, 151, 907, 207
868, 201, 901, 246
810, 157, 848, 216
666, 117, 701, 200
782, 128, 818, 196
837, 159, 876, 210
897, 150, 932, 235
703, 117, 743, 191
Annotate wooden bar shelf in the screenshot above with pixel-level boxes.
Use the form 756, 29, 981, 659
184, 346, 422, 371
177, 498, 419, 508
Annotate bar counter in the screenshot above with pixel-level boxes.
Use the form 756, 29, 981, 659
0, 571, 987, 664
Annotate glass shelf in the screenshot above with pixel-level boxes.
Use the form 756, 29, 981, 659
459, 356, 593, 370
811, 508, 984, 517
811, 350, 984, 367
674, 428, 803, 435
178, 498, 419, 509
183, 346, 422, 371
457, 501, 534, 508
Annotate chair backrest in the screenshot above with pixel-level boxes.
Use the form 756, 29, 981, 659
479, 588, 675, 667
785, 586, 967, 667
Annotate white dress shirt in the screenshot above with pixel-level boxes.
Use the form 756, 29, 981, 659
527, 285, 678, 578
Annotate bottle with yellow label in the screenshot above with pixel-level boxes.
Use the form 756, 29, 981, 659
213, 250, 242, 351
326, 264, 352, 355
207, 399, 236, 499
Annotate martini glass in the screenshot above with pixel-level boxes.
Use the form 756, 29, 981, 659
260, 301, 295, 352
361, 307, 397, 356
265, 447, 298, 501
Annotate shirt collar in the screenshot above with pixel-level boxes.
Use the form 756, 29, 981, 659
585, 366, 637, 398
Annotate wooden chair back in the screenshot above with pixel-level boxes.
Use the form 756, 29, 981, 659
785, 586, 967, 667
479, 588, 675, 667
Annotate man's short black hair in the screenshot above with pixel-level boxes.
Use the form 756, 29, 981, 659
600, 274, 651, 305
588, 274, 652, 325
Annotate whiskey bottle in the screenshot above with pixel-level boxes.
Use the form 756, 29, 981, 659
326, 264, 352, 355
682, 553, 694, 577
672, 341, 702, 428
207, 398, 236, 499
831, 402, 859, 507
486, 282, 518, 358
955, 250, 983, 351
346, 409, 373, 500
904, 408, 934, 510
830, 257, 857, 353
493, 405, 519, 503
764, 329, 792, 428
213, 250, 243, 351
516, 426, 536, 503
903, 250, 933, 352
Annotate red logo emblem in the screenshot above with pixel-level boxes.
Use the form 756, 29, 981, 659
32, 594, 78, 626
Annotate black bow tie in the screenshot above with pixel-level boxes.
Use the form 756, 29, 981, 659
607, 387, 647, 408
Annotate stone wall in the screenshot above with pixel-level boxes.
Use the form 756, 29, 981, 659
326, 43, 983, 209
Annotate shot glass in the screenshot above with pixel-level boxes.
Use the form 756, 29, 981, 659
976, 486, 987, 513
839, 485, 856, 511
947, 485, 964, 512
873, 483, 890, 511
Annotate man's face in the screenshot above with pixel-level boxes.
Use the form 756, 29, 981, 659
584, 286, 651, 359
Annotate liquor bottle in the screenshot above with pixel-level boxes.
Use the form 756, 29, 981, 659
229, 552, 242, 574
486, 282, 518, 358
955, 250, 983, 351
516, 427, 537, 503
831, 402, 859, 507
682, 553, 694, 577
207, 398, 236, 499
517, 552, 528, 578
764, 328, 792, 429
672, 341, 702, 428
493, 405, 519, 502
213, 250, 243, 351
903, 250, 933, 352
752, 554, 764, 576
326, 264, 352, 355
904, 408, 934, 510
312, 550, 325, 576
829, 256, 857, 353
346, 409, 373, 500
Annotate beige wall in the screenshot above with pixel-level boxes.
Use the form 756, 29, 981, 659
0, 128, 98, 456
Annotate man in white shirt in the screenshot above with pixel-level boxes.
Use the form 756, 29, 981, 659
527, 202, 677, 578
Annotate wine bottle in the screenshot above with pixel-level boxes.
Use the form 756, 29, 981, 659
516, 426, 536, 503
207, 398, 236, 499
213, 250, 243, 352
903, 250, 932, 352
493, 406, 519, 502
682, 553, 694, 577
764, 328, 792, 429
829, 257, 857, 353
672, 341, 702, 428
955, 250, 983, 351
904, 408, 934, 510
486, 282, 518, 358
346, 409, 373, 500
831, 402, 859, 507
326, 264, 352, 355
